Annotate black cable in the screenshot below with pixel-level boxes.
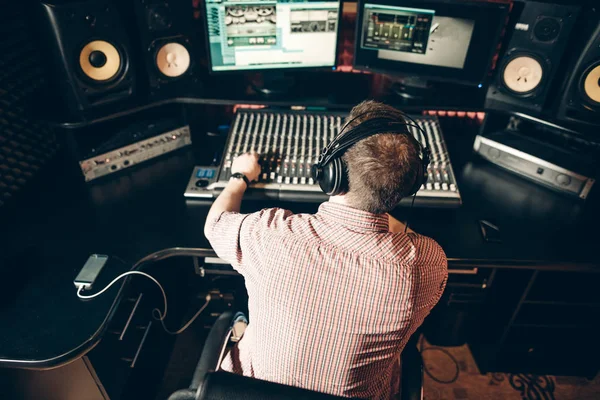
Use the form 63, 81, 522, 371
404, 193, 418, 233
419, 335, 460, 384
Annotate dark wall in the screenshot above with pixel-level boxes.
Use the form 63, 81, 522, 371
0, 1, 60, 215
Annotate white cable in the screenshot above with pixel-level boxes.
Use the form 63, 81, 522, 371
156, 295, 211, 335
215, 328, 234, 371
76, 271, 210, 335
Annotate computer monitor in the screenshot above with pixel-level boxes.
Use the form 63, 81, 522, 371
354, 0, 509, 86
203, 0, 342, 72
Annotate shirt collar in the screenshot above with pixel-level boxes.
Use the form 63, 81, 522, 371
318, 201, 390, 233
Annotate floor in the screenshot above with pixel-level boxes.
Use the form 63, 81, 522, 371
420, 337, 600, 400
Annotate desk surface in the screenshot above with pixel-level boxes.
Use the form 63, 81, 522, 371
1, 115, 598, 369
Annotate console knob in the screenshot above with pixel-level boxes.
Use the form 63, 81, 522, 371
556, 174, 571, 186
487, 148, 501, 159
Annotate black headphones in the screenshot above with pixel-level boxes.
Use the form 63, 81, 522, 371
311, 111, 430, 197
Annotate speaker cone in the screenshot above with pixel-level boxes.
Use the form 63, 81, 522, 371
79, 40, 121, 81
582, 63, 600, 105
502, 55, 544, 94
156, 42, 190, 77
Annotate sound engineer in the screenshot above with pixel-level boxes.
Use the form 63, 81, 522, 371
204, 101, 448, 399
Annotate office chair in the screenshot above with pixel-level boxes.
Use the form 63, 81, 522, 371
168, 311, 424, 400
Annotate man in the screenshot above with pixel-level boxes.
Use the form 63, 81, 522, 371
204, 100, 448, 399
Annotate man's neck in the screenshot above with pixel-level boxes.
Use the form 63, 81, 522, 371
328, 195, 348, 206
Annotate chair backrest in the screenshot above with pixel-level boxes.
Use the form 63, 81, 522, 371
197, 371, 362, 400
168, 309, 423, 400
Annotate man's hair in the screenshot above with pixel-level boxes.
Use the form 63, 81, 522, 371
342, 100, 421, 214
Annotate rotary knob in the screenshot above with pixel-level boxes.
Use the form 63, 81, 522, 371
487, 148, 501, 159
556, 174, 571, 186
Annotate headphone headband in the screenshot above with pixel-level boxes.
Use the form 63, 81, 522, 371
319, 118, 409, 165
319, 117, 426, 167
312, 109, 431, 198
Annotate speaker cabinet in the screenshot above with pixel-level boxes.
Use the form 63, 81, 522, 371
556, 12, 600, 127
133, 0, 202, 97
38, 0, 136, 113
485, 1, 580, 116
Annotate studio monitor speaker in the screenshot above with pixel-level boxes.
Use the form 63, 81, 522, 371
485, 1, 580, 116
134, 0, 202, 97
556, 11, 600, 127
38, 0, 136, 113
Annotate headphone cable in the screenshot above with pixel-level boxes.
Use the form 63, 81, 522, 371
404, 192, 418, 233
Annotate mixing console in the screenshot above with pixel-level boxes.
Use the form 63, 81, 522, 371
185, 109, 462, 207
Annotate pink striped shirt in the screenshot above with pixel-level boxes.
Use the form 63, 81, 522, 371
205, 201, 447, 399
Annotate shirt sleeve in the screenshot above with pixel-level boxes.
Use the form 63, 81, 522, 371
204, 208, 293, 276
407, 233, 448, 311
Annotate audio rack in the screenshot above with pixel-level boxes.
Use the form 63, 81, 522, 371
79, 122, 191, 182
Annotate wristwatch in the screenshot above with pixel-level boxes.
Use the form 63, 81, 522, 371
230, 172, 250, 188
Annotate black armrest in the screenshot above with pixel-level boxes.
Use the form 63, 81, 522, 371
168, 311, 234, 400
400, 333, 423, 400
198, 371, 359, 400
190, 310, 234, 391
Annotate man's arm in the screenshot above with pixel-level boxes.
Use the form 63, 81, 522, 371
204, 179, 246, 237
203, 152, 261, 238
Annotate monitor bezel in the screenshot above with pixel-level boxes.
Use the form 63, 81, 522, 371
353, 0, 510, 86
201, 0, 344, 74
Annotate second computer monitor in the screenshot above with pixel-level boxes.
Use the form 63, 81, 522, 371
203, 0, 341, 72
354, 0, 509, 86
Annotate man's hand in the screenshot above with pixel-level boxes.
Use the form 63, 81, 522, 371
231, 152, 261, 182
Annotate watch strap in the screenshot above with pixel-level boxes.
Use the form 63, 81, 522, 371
230, 172, 250, 187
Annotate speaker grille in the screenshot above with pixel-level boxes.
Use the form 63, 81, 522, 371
0, 2, 60, 210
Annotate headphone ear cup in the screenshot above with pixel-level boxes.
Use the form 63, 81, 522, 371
319, 157, 347, 196
318, 160, 336, 195
310, 164, 320, 182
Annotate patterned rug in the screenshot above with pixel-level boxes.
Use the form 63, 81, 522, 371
421, 337, 600, 400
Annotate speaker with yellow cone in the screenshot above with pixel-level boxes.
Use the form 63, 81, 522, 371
39, 0, 136, 113
79, 40, 122, 82
134, 0, 202, 96
582, 63, 600, 106
556, 15, 600, 127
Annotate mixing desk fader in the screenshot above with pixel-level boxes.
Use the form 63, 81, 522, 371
185, 109, 462, 208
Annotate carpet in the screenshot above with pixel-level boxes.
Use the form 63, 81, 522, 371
421, 337, 600, 400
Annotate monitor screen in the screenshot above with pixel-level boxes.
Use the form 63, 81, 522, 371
354, 0, 509, 85
204, 0, 341, 72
